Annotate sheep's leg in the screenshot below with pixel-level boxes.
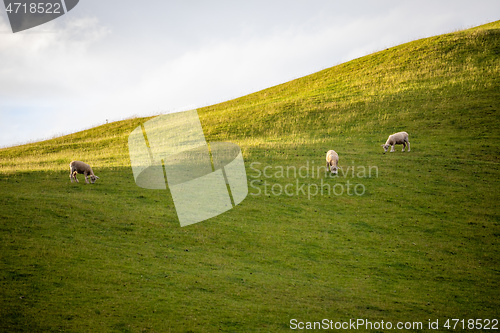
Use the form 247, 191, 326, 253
390, 144, 395, 152
402, 142, 406, 152
407, 141, 410, 152
72, 171, 79, 183
70, 169, 73, 182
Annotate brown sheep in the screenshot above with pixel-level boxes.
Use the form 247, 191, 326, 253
70, 161, 99, 184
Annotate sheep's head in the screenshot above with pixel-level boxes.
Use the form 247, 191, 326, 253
330, 165, 338, 175
381, 144, 390, 153
90, 175, 99, 184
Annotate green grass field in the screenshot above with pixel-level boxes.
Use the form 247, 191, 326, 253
0, 21, 499, 332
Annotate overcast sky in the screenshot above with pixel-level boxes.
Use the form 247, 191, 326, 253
0, 1, 498, 148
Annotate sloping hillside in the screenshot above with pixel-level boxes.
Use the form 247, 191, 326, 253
199, 21, 499, 159
0, 21, 498, 332
1, 21, 498, 171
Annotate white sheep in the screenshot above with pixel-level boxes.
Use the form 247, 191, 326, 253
382, 131, 410, 153
326, 150, 339, 174
70, 160, 99, 184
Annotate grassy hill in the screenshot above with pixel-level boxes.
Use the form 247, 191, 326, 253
1, 21, 499, 332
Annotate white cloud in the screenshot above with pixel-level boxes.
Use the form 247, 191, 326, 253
0, 15, 113, 146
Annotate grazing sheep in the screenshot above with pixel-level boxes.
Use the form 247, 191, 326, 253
382, 131, 410, 153
70, 161, 99, 184
326, 150, 339, 174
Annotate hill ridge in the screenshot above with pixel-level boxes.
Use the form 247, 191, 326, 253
0, 20, 498, 172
